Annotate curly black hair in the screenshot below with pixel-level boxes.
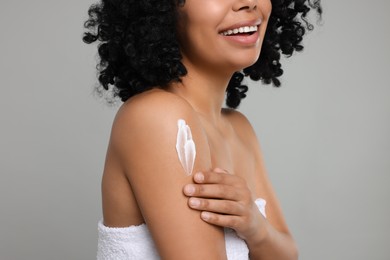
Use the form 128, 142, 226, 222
83, 0, 322, 108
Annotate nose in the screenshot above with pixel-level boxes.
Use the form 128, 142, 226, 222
233, 0, 257, 11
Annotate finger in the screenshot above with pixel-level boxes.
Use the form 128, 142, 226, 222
213, 167, 231, 174
200, 211, 244, 230
183, 183, 241, 200
188, 198, 244, 215
193, 169, 239, 185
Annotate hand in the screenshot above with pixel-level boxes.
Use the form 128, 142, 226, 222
183, 168, 266, 241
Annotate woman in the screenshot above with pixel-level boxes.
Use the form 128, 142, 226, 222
83, 0, 321, 259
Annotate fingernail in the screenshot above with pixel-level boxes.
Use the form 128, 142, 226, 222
201, 211, 210, 221
189, 198, 200, 207
184, 185, 195, 195
194, 172, 204, 182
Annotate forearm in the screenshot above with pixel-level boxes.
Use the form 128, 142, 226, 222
246, 220, 298, 260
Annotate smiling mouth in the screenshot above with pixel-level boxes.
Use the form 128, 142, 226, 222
220, 26, 258, 36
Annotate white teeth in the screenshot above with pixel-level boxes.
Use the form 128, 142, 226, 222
221, 26, 258, 36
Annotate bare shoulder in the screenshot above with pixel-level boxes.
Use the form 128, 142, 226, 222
222, 108, 259, 146
110, 88, 210, 170
110, 89, 205, 155
222, 108, 255, 130
124, 88, 193, 111
115, 89, 197, 127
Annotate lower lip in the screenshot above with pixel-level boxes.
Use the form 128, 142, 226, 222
220, 31, 260, 45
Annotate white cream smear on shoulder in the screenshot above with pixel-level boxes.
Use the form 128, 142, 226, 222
176, 119, 196, 176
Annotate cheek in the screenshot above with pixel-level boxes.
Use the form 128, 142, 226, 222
260, 0, 272, 12
258, 0, 272, 41
177, 8, 222, 54
180, 0, 225, 30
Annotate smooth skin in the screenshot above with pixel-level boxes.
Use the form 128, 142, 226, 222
102, 0, 298, 259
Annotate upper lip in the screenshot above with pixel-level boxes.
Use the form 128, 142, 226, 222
218, 19, 262, 33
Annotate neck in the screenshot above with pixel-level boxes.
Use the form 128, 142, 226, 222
167, 62, 233, 124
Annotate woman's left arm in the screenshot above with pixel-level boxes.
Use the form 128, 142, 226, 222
183, 110, 298, 259
183, 168, 298, 260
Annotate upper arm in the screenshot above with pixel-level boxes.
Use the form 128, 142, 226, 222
110, 91, 227, 259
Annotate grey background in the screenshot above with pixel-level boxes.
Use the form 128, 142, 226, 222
0, 0, 389, 259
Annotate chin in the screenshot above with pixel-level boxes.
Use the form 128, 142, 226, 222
229, 52, 261, 71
